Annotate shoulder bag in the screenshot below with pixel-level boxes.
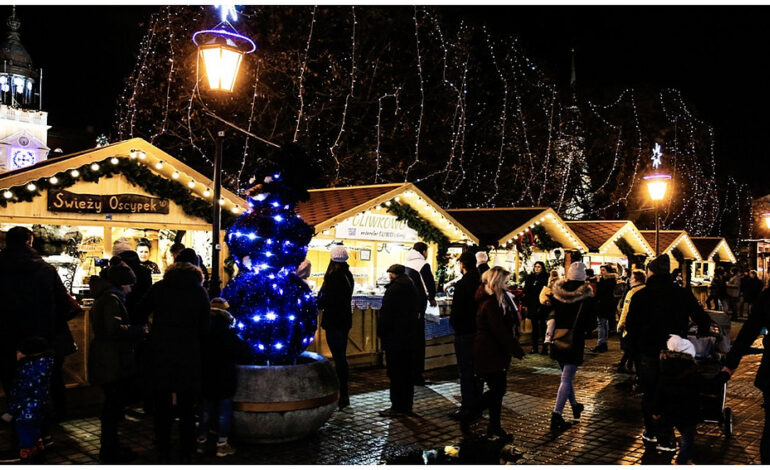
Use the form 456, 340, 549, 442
551, 302, 584, 353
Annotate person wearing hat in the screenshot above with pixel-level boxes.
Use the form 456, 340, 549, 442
138, 249, 211, 463
377, 264, 419, 418
88, 257, 147, 463
447, 251, 483, 422
197, 298, 250, 458
624, 254, 712, 448
546, 261, 594, 432
317, 245, 355, 410
404, 242, 437, 386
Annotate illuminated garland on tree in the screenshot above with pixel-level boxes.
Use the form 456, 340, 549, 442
0, 157, 236, 227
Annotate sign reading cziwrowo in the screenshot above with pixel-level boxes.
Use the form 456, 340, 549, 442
47, 189, 170, 214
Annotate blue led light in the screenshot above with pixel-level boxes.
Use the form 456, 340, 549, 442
265, 312, 277, 321
274, 215, 283, 222
252, 315, 261, 322
288, 315, 295, 321
258, 344, 265, 351
274, 343, 283, 350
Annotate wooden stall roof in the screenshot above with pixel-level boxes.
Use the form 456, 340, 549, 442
295, 183, 478, 243
447, 207, 588, 252
691, 237, 737, 263
640, 230, 701, 260
0, 137, 247, 212
566, 220, 654, 256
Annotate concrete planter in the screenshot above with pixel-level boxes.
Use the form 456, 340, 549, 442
232, 351, 339, 443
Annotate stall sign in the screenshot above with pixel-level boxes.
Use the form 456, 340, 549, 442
335, 213, 419, 242
48, 189, 170, 214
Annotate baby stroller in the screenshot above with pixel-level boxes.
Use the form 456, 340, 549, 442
687, 323, 733, 437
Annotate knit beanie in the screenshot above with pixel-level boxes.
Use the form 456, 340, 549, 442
102, 257, 137, 287
296, 259, 312, 280
647, 254, 671, 276
566, 261, 586, 281
387, 264, 405, 275
330, 245, 349, 263
667, 334, 696, 358
112, 237, 132, 256
176, 248, 200, 266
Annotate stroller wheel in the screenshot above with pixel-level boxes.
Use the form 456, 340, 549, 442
723, 407, 732, 437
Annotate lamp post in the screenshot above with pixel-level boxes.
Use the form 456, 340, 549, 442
644, 172, 671, 256
193, 15, 256, 297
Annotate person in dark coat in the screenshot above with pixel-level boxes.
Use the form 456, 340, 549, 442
317, 245, 355, 410
720, 285, 770, 463
706, 267, 727, 311
472, 266, 524, 440
447, 252, 482, 421
475, 251, 490, 277
592, 265, 618, 353
139, 252, 210, 464
197, 298, 251, 458
0, 227, 74, 462
89, 258, 146, 463
111, 248, 153, 325
741, 270, 764, 315
523, 261, 549, 355
652, 335, 700, 463
625, 254, 712, 447
404, 242, 437, 386
377, 264, 418, 417
547, 262, 594, 432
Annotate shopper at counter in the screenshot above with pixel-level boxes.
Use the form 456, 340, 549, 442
317, 246, 355, 410
377, 264, 419, 418
405, 242, 437, 386
448, 252, 482, 422
139, 249, 210, 464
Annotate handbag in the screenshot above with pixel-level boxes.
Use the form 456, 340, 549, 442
551, 302, 584, 353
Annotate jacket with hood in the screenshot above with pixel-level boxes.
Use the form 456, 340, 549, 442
116, 250, 153, 325
88, 276, 145, 385
377, 273, 419, 352
139, 262, 210, 392
473, 285, 524, 374
318, 263, 355, 331
625, 273, 712, 358
548, 280, 595, 366
653, 350, 701, 426
523, 270, 549, 318
404, 249, 436, 314
0, 245, 76, 356
596, 272, 619, 319
201, 307, 252, 400
449, 268, 481, 335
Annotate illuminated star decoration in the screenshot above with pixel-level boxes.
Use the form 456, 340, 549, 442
651, 142, 663, 169
215, 3, 238, 22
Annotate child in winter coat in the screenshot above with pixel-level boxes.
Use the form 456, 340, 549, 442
196, 298, 251, 458
652, 335, 701, 464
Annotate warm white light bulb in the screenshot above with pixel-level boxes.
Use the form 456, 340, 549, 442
110, 157, 119, 165
172, 171, 180, 179
3, 190, 12, 199
26, 183, 36, 192
188, 180, 196, 189
91, 163, 100, 171
155, 161, 164, 170
70, 169, 80, 178
203, 188, 211, 198
49, 176, 58, 185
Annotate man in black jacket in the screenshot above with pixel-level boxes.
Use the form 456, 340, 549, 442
625, 254, 712, 449
447, 252, 482, 421
377, 264, 419, 418
720, 286, 770, 463
404, 242, 437, 386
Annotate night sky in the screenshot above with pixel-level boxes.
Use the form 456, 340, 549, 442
11, 5, 770, 195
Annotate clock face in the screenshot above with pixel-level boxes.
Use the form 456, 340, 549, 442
10, 149, 36, 170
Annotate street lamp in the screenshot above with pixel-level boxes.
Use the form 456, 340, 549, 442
193, 16, 256, 297
644, 172, 671, 256
763, 212, 770, 230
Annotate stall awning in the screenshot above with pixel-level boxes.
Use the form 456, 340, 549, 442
640, 230, 701, 260
295, 183, 478, 244
446, 207, 588, 252
566, 221, 654, 257
0, 138, 247, 228
691, 237, 737, 263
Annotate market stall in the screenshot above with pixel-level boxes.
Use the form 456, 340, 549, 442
639, 230, 702, 274
295, 182, 478, 368
565, 220, 654, 274
0, 137, 246, 387
691, 237, 737, 283
446, 207, 588, 281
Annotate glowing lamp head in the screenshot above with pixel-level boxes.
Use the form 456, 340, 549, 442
643, 173, 671, 202
199, 42, 244, 92
763, 212, 770, 230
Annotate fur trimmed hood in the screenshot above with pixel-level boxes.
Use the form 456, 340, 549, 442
551, 280, 594, 304
602, 272, 619, 281
163, 262, 204, 288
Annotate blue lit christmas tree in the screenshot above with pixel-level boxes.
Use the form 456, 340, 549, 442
222, 144, 319, 363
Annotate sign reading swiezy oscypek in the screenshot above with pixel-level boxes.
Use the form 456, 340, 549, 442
335, 213, 419, 243
47, 189, 170, 214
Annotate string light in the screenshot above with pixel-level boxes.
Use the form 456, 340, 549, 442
49, 176, 58, 185
91, 163, 100, 171
70, 170, 80, 178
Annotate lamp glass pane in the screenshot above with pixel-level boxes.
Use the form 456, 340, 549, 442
646, 179, 669, 201
200, 45, 243, 92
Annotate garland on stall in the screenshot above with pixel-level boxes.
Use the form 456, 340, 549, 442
671, 247, 685, 267
386, 201, 451, 277
0, 157, 236, 227
531, 224, 562, 251
614, 237, 647, 268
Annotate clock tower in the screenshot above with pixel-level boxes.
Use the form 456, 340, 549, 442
0, 6, 49, 173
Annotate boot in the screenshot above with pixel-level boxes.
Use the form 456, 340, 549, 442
338, 385, 350, 409
550, 412, 572, 432
540, 344, 549, 355
571, 403, 584, 419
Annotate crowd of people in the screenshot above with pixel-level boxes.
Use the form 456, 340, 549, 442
5, 226, 770, 465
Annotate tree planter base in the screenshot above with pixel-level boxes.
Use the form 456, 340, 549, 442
232, 351, 339, 443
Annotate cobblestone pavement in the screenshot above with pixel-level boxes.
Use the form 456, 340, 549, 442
1, 336, 765, 465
